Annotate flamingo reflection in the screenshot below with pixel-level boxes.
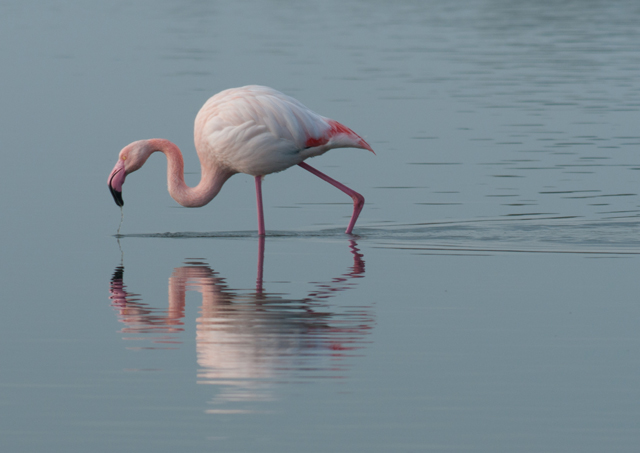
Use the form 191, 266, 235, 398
109, 238, 373, 407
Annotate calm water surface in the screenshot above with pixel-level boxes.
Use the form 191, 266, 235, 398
2, 0, 640, 451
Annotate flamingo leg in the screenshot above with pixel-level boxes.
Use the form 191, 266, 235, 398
256, 235, 265, 295
297, 162, 364, 234
255, 175, 265, 236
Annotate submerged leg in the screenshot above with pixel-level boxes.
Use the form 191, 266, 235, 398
297, 162, 364, 234
255, 175, 265, 236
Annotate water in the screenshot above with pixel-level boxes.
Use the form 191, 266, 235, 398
2, 0, 640, 451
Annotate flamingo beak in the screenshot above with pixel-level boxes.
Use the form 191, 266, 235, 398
108, 159, 126, 207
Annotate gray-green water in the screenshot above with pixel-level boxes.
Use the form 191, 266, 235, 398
2, 1, 640, 451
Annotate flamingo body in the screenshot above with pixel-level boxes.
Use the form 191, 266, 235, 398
108, 85, 373, 234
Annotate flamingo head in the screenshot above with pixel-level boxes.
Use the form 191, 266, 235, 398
108, 140, 154, 207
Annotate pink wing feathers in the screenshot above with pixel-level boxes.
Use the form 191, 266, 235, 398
305, 119, 374, 153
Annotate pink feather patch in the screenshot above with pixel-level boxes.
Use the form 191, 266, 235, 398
305, 120, 372, 152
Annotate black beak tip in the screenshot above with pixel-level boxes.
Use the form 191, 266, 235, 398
109, 186, 124, 207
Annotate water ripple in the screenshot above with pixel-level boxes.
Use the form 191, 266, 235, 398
117, 216, 640, 256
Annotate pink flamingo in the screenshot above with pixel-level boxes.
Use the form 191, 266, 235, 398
108, 85, 374, 235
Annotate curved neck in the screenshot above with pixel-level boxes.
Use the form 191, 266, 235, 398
148, 139, 233, 208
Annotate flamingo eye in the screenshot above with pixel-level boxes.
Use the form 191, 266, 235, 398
121, 155, 127, 160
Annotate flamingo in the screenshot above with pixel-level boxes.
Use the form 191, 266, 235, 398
108, 85, 374, 235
